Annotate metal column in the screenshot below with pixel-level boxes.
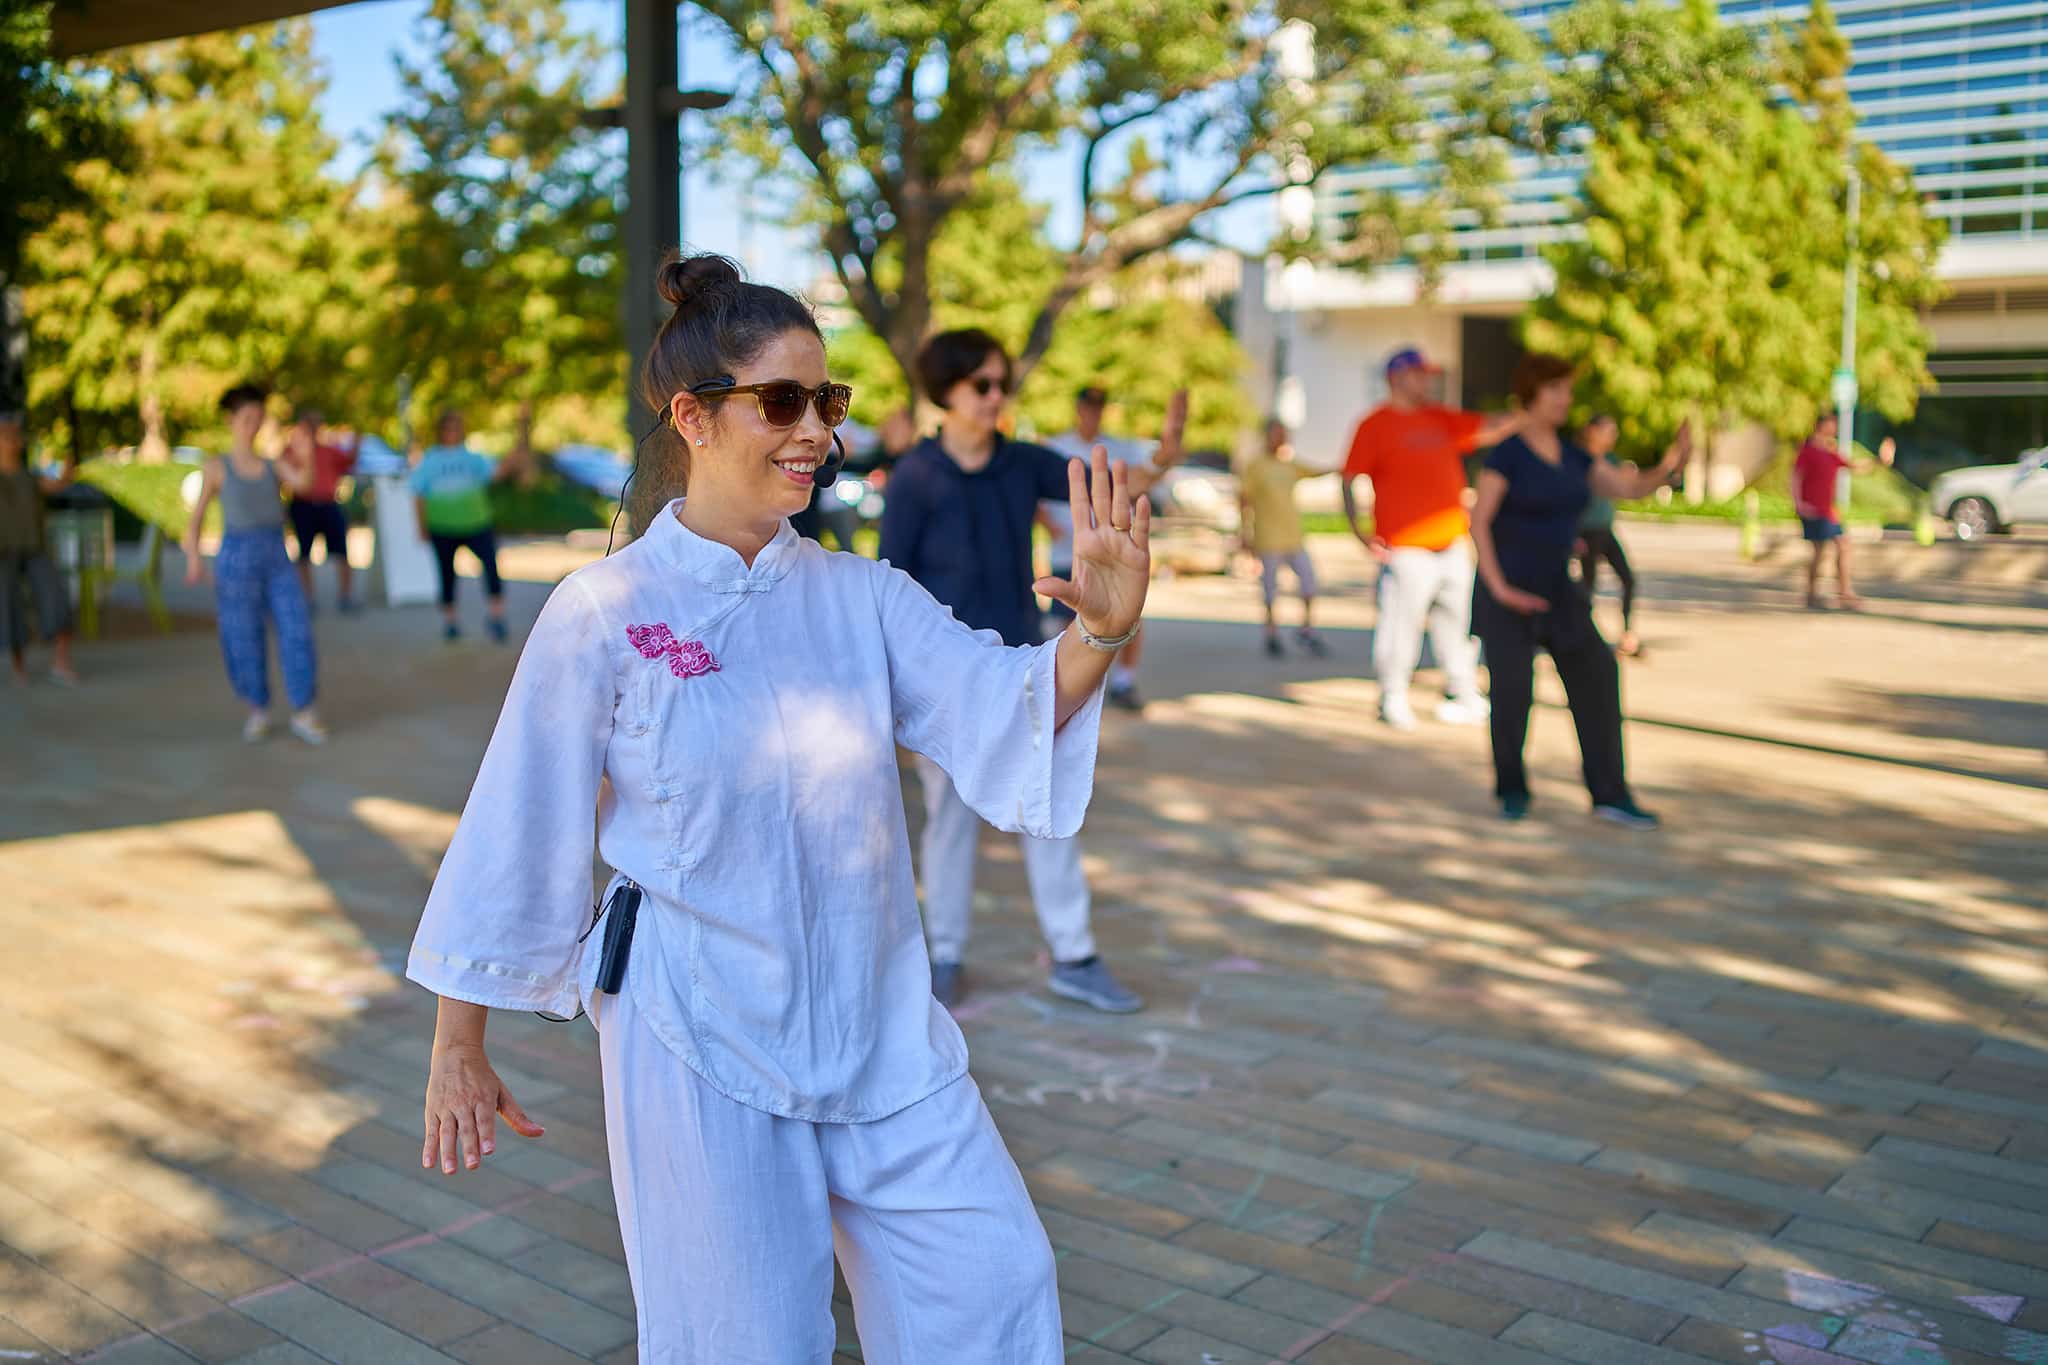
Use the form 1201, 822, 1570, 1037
623, 0, 681, 432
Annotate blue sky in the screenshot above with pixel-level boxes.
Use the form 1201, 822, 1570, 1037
308, 2, 1270, 291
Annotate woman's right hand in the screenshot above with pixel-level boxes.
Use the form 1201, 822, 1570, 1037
183, 556, 205, 587
422, 1041, 544, 1174
1494, 583, 1549, 615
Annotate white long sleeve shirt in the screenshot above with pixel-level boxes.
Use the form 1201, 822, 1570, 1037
407, 503, 1106, 1122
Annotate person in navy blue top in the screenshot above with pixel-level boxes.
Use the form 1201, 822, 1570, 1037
881, 328, 1182, 1016
1469, 353, 1689, 829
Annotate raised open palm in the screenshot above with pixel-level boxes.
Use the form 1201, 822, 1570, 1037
1034, 445, 1151, 637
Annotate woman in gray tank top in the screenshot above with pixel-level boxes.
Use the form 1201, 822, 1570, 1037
183, 383, 326, 744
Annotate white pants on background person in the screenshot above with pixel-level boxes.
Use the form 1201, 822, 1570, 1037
915, 753, 1096, 966
594, 983, 1063, 1363
1374, 541, 1481, 709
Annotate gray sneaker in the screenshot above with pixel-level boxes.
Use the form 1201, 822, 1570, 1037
930, 960, 964, 1009
1048, 957, 1143, 1013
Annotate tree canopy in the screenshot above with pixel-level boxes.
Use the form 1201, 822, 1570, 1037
22, 21, 369, 460
1521, 0, 1942, 462
0, 1, 125, 415
693, 0, 1533, 395
375, 0, 625, 439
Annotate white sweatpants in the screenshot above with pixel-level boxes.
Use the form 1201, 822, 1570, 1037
1374, 542, 1480, 707
915, 754, 1095, 966
594, 985, 1062, 1363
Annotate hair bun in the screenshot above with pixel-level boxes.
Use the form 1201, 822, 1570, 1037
657, 253, 743, 311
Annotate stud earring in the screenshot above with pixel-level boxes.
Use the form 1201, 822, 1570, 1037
694, 438, 704, 447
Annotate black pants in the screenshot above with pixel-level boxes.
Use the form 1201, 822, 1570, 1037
289, 499, 350, 563
1474, 582, 1629, 807
1575, 527, 1635, 629
429, 529, 503, 607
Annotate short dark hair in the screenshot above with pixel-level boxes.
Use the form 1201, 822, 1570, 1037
916, 329, 1009, 408
1076, 385, 1108, 406
295, 407, 323, 427
1510, 353, 1575, 409
1813, 410, 1837, 431
219, 382, 269, 415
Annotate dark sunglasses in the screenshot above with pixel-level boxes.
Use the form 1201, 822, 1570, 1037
686, 377, 853, 429
968, 375, 1009, 397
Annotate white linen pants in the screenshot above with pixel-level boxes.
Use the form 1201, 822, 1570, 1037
593, 986, 1062, 1363
1374, 542, 1480, 706
914, 754, 1095, 966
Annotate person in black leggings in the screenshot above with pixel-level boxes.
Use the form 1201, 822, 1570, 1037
1574, 414, 1640, 658
1469, 355, 1688, 829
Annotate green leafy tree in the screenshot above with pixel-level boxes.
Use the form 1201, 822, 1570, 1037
694, 0, 1532, 394
377, 0, 625, 443
1, 2, 125, 418
23, 21, 373, 461
821, 172, 1249, 451
1522, 0, 1941, 473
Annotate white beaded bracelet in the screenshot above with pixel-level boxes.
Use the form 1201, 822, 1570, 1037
1076, 622, 1140, 652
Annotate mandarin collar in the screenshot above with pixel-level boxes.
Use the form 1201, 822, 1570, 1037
647, 499, 801, 594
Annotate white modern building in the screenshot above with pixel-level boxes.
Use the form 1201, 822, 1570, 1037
1240, 0, 2048, 489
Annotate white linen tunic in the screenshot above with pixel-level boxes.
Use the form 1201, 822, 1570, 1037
407, 503, 1105, 1121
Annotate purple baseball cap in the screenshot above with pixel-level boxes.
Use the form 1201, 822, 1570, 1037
1385, 347, 1442, 378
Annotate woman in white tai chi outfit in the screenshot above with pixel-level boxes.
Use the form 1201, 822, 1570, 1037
406, 254, 1152, 1362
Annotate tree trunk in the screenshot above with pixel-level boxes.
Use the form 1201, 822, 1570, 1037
138, 332, 168, 463
0, 281, 24, 416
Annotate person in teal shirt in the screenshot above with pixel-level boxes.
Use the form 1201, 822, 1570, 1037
1575, 414, 1641, 658
410, 409, 525, 643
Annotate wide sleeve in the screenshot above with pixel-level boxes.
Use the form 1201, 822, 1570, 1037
406, 576, 618, 1016
869, 560, 1104, 840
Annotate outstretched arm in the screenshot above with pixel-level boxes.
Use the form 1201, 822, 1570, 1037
1590, 422, 1692, 500
1472, 409, 1528, 448
1125, 388, 1189, 496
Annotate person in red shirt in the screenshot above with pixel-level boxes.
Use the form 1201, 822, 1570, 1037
1791, 412, 1894, 611
280, 408, 360, 612
1340, 347, 1525, 731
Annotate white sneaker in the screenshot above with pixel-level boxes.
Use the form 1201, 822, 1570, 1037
1436, 695, 1491, 725
242, 711, 271, 743
289, 711, 329, 746
1381, 697, 1419, 732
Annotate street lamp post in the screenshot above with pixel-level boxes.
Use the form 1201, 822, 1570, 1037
1833, 160, 1862, 512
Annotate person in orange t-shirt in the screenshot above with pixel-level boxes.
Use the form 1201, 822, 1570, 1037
1340, 347, 1524, 731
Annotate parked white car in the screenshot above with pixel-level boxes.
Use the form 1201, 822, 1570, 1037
1931, 448, 2048, 539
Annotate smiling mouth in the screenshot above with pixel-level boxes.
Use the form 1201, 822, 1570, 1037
774, 457, 818, 484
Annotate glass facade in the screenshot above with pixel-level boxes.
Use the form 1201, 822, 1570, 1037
1317, 0, 2048, 261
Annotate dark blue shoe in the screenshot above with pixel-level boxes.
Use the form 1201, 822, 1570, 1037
443, 622, 461, 643
488, 617, 509, 644
1593, 798, 1660, 831
1501, 793, 1531, 821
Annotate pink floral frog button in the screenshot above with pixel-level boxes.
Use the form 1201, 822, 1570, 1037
626, 623, 722, 680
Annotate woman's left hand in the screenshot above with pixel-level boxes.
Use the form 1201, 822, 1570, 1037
1035, 444, 1151, 638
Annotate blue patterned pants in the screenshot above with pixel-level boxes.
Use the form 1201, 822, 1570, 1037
215, 530, 317, 710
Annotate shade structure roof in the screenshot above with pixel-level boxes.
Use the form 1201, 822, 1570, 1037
50, 1, 356, 58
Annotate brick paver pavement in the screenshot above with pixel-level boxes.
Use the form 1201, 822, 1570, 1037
3, 527, 2044, 1364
